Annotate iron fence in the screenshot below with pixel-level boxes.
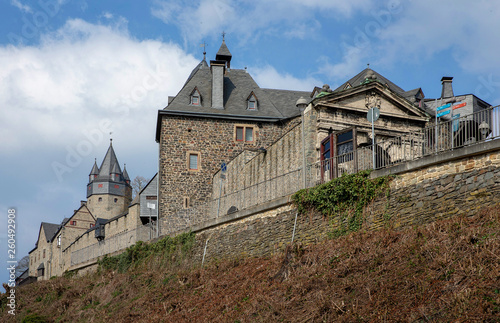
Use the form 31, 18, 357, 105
161, 168, 303, 235
163, 105, 499, 232
309, 105, 500, 184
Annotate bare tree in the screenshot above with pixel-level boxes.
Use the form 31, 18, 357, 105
132, 176, 149, 198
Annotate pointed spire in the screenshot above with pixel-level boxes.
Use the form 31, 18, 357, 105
90, 158, 99, 175
123, 164, 130, 184
98, 140, 122, 180
215, 33, 232, 68
89, 158, 99, 182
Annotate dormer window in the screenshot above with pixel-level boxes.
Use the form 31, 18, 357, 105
247, 92, 258, 110
190, 88, 201, 106
344, 83, 352, 90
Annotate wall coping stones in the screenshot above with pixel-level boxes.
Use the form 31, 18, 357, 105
166, 195, 293, 237
372, 139, 500, 178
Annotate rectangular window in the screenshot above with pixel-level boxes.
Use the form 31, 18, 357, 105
191, 96, 199, 105
43, 249, 45, 258
236, 127, 244, 141
70, 220, 76, 226
235, 126, 254, 142
248, 100, 256, 110
189, 153, 199, 170
57, 235, 61, 246
245, 127, 253, 142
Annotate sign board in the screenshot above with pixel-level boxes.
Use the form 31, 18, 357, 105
367, 107, 380, 123
452, 102, 467, 110
437, 110, 451, 118
221, 162, 227, 173
147, 203, 156, 209
436, 103, 452, 111
453, 114, 460, 132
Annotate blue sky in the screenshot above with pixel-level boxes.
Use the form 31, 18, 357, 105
1, 0, 500, 284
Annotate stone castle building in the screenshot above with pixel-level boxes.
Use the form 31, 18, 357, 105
155, 38, 309, 229
26, 36, 495, 282
29, 141, 156, 280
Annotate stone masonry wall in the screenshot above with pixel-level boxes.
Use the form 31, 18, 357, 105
182, 146, 500, 266
159, 115, 295, 232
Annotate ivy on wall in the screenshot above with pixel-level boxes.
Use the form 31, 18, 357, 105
292, 170, 392, 236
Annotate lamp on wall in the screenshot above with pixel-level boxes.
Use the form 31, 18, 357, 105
296, 97, 308, 189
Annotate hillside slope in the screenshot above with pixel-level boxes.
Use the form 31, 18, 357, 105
2, 205, 499, 322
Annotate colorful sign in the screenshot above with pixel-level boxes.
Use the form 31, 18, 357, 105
436, 103, 452, 111
453, 114, 460, 132
437, 110, 451, 118
452, 102, 467, 110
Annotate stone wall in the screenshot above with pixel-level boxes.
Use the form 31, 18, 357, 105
87, 192, 132, 220
64, 203, 146, 271
158, 114, 296, 232
211, 123, 304, 217
177, 143, 500, 266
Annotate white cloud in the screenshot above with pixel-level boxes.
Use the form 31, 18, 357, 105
376, 0, 500, 74
151, 0, 374, 44
0, 18, 198, 155
10, 0, 32, 13
251, 65, 321, 91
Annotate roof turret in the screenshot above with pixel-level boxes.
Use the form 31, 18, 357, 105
215, 37, 232, 68
123, 164, 130, 182
89, 159, 99, 175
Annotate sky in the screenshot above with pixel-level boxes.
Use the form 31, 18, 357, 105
1, 0, 500, 285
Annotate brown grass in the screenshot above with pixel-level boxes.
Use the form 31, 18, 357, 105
2, 205, 499, 322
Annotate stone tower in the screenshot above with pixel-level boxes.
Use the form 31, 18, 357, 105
86, 140, 132, 219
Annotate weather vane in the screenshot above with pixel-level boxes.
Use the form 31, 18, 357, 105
222, 31, 226, 41
200, 41, 207, 55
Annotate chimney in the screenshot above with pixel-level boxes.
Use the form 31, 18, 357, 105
210, 60, 225, 109
441, 76, 454, 98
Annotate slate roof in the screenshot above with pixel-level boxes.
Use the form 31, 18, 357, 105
41, 222, 60, 242
123, 165, 130, 181
89, 159, 99, 176
216, 40, 232, 61
98, 141, 122, 179
163, 64, 309, 120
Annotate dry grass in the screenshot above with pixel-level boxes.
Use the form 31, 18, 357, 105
2, 205, 499, 322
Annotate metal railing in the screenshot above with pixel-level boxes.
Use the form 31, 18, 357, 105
162, 106, 499, 233
161, 168, 303, 235
309, 105, 499, 184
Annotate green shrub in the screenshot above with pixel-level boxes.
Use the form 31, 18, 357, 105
292, 170, 392, 236
98, 232, 195, 273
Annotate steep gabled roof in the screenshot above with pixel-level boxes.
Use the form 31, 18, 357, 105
41, 222, 60, 242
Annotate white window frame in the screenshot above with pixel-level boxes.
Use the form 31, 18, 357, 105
187, 151, 201, 171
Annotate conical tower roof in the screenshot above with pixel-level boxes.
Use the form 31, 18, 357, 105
98, 140, 122, 179
89, 159, 99, 176
123, 164, 130, 182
